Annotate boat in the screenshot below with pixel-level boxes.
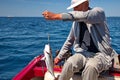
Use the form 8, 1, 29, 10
12, 54, 62, 80
13, 54, 120, 80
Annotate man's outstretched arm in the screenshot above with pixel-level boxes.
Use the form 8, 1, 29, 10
42, 7, 106, 23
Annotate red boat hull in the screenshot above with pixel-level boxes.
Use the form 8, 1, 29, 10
13, 55, 62, 80
13, 55, 45, 80
13, 54, 120, 80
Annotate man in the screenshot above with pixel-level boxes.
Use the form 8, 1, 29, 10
42, 0, 117, 80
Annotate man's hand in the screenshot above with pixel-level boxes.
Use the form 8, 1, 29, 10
54, 57, 61, 65
42, 10, 62, 20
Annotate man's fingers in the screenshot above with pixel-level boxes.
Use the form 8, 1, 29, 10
42, 10, 56, 20
42, 10, 48, 16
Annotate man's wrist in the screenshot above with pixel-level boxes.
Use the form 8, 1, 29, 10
54, 14, 62, 20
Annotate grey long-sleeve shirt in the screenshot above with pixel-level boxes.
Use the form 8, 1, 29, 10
57, 7, 118, 61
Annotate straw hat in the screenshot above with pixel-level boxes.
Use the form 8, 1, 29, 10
67, 0, 88, 10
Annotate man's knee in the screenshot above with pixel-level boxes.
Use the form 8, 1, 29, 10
84, 59, 99, 74
67, 53, 86, 64
82, 64, 99, 80
65, 54, 86, 72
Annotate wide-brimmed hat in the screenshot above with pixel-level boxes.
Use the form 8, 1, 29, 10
67, 0, 88, 10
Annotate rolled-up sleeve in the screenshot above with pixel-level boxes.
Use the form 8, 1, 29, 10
61, 7, 106, 24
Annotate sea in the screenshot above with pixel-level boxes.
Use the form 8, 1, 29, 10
0, 17, 120, 80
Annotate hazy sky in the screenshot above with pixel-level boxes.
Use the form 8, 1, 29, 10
0, 0, 119, 17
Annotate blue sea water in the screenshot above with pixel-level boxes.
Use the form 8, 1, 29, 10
0, 17, 120, 80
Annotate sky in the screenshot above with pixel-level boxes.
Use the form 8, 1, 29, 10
0, 0, 120, 17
